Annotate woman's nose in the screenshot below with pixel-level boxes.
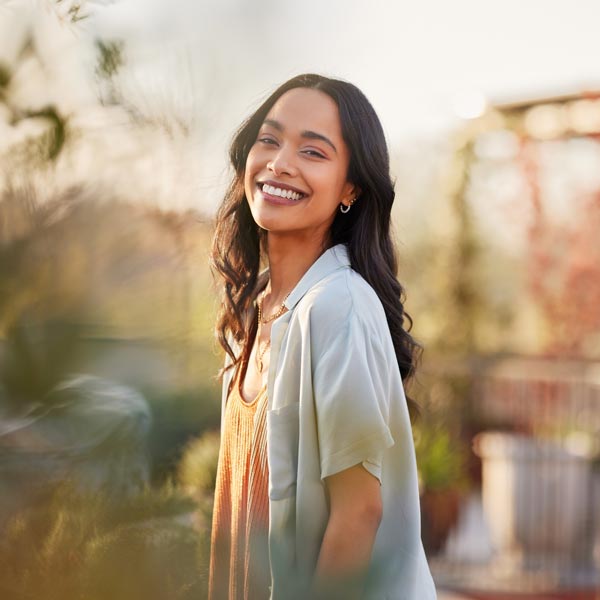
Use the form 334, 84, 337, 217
267, 146, 298, 177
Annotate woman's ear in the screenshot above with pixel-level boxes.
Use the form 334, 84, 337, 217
341, 182, 362, 205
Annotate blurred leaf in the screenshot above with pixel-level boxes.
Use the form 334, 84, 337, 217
0, 61, 10, 88
177, 430, 220, 497
414, 423, 469, 492
1, 317, 86, 403
95, 39, 124, 80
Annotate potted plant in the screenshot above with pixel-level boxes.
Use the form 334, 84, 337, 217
414, 422, 470, 556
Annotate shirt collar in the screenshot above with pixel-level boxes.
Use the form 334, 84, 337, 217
282, 243, 350, 311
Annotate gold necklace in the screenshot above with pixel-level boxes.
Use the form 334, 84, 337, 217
257, 289, 291, 324
256, 336, 270, 373
255, 288, 291, 372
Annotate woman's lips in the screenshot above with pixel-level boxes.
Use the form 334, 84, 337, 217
257, 185, 307, 206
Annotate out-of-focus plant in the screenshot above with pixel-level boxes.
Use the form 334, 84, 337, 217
176, 429, 221, 571
51, 0, 93, 24
0, 48, 66, 167
414, 422, 469, 494
0, 184, 215, 360
411, 368, 473, 556
0, 182, 214, 588
445, 100, 600, 360
525, 181, 600, 357
0, 183, 221, 473
0, 317, 86, 405
0, 2, 125, 172
0, 480, 207, 600
177, 430, 220, 500
414, 416, 470, 557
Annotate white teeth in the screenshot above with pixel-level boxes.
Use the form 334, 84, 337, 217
262, 184, 303, 201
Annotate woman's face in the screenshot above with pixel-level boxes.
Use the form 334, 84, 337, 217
244, 87, 358, 246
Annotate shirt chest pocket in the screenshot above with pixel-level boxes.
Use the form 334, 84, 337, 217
267, 402, 300, 501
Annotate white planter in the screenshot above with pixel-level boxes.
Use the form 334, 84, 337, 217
473, 432, 595, 566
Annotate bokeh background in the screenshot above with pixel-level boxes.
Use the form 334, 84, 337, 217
1, 1, 600, 598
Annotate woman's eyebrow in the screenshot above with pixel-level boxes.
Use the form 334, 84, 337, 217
262, 118, 338, 154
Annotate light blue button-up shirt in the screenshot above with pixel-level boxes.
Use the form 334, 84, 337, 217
220, 243, 437, 599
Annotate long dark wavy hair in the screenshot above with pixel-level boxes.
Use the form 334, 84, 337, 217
210, 73, 422, 402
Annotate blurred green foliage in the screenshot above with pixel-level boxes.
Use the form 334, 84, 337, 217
176, 430, 221, 560
95, 40, 124, 80
0, 183, 221, 480
177, 430, 220, 498
414, 423, 469, 493
0, 480, 207, 600
0, 61, 10, 88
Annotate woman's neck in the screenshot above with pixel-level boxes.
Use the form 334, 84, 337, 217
264, 233, 331, 307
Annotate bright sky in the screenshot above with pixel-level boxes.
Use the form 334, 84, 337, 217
2, 0, 600, 214
86, 0, 600, 139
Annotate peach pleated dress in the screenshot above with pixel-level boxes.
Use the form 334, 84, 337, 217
208, 359, 271, 600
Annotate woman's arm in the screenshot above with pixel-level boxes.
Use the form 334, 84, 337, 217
311, 464, 383, 599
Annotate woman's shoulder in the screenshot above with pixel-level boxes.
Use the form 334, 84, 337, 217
297, 266, 387, 334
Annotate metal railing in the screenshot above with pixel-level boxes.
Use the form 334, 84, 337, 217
428, 357, 600, 598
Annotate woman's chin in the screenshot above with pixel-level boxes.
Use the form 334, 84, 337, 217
250, 206, 293, 232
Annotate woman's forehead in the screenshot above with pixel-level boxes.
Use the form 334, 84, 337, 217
263, 88, 343, 141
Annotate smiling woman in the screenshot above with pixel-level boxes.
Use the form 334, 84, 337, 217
209, 74, 437, 600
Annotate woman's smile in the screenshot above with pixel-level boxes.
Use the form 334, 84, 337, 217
256, 179, 309, 206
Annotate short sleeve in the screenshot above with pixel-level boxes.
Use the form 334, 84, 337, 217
362, 454, 383, 485
312, 310, 395, 481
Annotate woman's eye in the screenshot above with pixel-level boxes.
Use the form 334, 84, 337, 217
303, 149, 326, 158
258, 137, 277, 145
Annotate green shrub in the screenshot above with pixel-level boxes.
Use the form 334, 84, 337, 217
414, 424, 469, 493
0, 481, 208, 600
